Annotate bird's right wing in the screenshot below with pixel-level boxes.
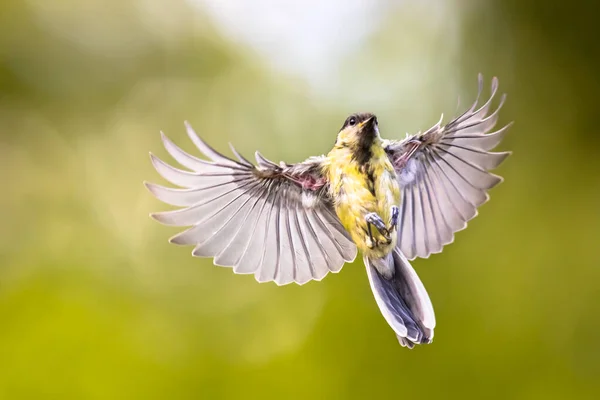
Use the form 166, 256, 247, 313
385, 75, 512, 260
145, 122, 357, 286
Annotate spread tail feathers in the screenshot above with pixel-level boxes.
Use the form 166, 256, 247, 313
364, 249, 436, 348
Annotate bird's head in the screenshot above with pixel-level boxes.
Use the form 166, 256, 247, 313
335, 112, 380, 149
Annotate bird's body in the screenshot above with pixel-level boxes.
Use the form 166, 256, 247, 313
145, 75, 512, 348
325, 114, 400, 259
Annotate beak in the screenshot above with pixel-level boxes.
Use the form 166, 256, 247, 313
360, 116, 376, 132
360, 116, 375, 128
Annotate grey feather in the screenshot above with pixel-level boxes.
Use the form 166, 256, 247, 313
213, 182, 268, 267
365, 249, 435, 348
289, 202, 315, 285
234, 184, 273, 275
146, 123, 357, 285
386, 75, 511, 260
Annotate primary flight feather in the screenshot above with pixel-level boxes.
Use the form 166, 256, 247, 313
145, 74, 511, 348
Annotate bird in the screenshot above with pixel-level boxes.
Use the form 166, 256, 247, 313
144, 74, 511, 348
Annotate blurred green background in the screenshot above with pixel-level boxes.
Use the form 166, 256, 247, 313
1, 0, 599, 399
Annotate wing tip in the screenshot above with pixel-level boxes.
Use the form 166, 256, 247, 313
148, 152, 162, 168
477, 72, 484, 89
144, 181, 176, 205
148, 211, 161, 222
159, 130, 174, 149
168, 233, 190, 246
345, 248, 359, 263
491, 75, 499, 89
191, 246, 212, 258
497, 150, 513, 162
143, 180, 158, 193
148, 208, 188, 226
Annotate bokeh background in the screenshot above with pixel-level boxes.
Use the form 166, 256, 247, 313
1, 0, 599, 398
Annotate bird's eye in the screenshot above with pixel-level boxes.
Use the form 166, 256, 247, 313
349, 117, 357, 126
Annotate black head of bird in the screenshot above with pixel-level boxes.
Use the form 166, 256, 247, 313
337, 112, 379, 148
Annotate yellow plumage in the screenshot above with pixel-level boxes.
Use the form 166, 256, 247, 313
324, 117, 401, 259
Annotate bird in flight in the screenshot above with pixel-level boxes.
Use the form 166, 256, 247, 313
145, 74, 511, 348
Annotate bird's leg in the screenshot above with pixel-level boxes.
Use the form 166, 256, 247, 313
365, 212, 391, 246
366, 223, 375, 249
389, 205, 399, 232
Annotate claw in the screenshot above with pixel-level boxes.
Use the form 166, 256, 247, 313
389, 206, 399, 232
366, 212, 391, 247
366, 213, 388, 235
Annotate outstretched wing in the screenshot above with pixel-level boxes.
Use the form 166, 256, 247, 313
385, 75, 512, 260
145, 122, 357, 286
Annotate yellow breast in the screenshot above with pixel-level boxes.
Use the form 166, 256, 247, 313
325, 145, 401, 256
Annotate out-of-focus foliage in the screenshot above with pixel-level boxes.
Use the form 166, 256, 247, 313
1, 0, 599, 399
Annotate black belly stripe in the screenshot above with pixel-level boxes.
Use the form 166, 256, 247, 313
366, 167, 376, 197
352, 142, 372, 166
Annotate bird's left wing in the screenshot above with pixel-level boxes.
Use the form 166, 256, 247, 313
145, 122, 357, 285
384, 75, 512, 260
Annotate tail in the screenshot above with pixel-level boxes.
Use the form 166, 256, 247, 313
364, 249, 436, 348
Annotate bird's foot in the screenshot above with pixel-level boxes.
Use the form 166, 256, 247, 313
366, 212, 391, 246
366, 212, 389, 236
